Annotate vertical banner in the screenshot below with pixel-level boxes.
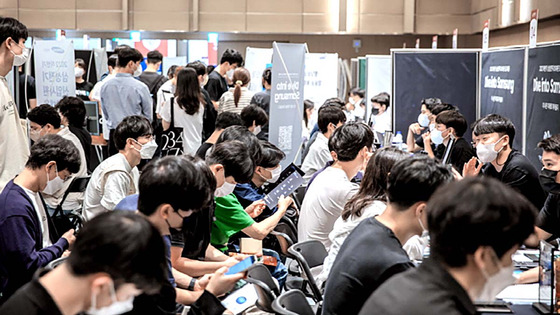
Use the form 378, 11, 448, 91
432, 36, 438, 49
270, 43, 306, 167
34, 40, 75, 106
452, 29, 458, 49
93, 47, 108, 81
304, 53, 339, 109
482, 20, 490, 50
366, 55, 392, 124
415, 38, 420, 49
358, 57, 367, 90
245, 47, 273, 93
480, 48, 525, 151
529, 10, 538, 48
526, 44, 560, 168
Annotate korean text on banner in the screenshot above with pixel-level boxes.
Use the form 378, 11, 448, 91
34, 40, 76, 106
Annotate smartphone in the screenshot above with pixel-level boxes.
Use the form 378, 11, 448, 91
475, 302, 513, 313
225, 256, 256, 275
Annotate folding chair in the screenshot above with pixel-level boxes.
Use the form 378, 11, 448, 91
51, 176, 91, 235
45, 256, 68, 271
287, 240, 327, 302
245, 265, 279, 312
272, 289, 315, 315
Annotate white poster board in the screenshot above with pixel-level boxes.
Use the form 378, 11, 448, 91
304, 53, 339, 108
245, 47, 273, 93
93, 47, 108, 81
33, 40, 76, 106
162, 56, 187, 78
366, 55, 392, 122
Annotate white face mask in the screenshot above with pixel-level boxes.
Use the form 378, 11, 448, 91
261, 166, 282, 184
215, 180, 236, 197
477, 250, 516, 302
10, 42, 30, 67
132, 139, 158, 159
476, 135, 506, 163
75, 67, 85, 78
30, 126, 43, 142
133, 64, 142, 77
349, 97, 356, 105
226, 69, 234, 80
252, 125, 262, 136
418, 113, 430, 127
43, 164, 65, 195
87, 282, 135, 315
430, 128, 449, 145
428, 123, 435, 131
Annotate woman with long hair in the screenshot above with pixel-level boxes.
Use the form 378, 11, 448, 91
218, 67, 254, 115
161, 67, 205, 155
317, 147, 408, 285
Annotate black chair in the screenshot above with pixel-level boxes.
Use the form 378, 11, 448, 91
45, 256, 68, 271
247, 264, 280, 296
271, 219, 298, 259
272, 289, 315, 315
245, 265, 278, 313
287, 240, 327, 302
51, 176, 90, 235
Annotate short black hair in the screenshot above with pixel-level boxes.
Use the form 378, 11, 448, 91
220, 48, 244, 66
371, 92, 390, 108
186, 60, 207, 77
328, 122, 374, 162
215, 112, 243, 130
25, 134, 81, 173
217, 125, 262, 166
138, 156, 216, 216
538, 134, 560, 155
318, 105, 346, 134
117, 47, 143, 68
322, 98, 345, 110
349, 88, 365, 99
113, 116, 153, 150
108, 54, 118, 68
27, 104, 61, 129
428, 177, 537, 267
262, 68, 272, 85
259, 141, 285, 168
207, 140, 254, 183
68, 211, 167, 294
241, 105, 268, 128
387, 155, 454, 210
75, 58, 86, 71
421, 97, 443, 112
146, 50, 163, 64
430, 103, 457, 116
435, 110, 467, 137
473, 114, 516, 146
167, 65, 178, 79
0, 17, 28, 44
55, 96, 86, 128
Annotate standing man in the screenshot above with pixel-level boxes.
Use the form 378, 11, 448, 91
100, 47, 152, 155
0, 17, 30, 191
204, 49, 243, 110
138, 50, 167, 135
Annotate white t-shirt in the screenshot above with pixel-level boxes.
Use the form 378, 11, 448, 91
83, 153, 139, 220
373, 110, 392, 134
156, 79, 174, 115
301, 133, 331, 185
160, 98, 204, 156
0, 76, 30, 191
297, 166, 359, 251
20, 186, 52, 248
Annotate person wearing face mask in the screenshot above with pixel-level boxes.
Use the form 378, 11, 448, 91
204, 48, 244, 110
0, 211, 169, 315
100, 47, 153, 156
250, 68, 272, 139
195, 112, 243, 160
0, 17, 31, 192
464, 114, 546, 210
346, 88, 366, 122
83, 116, 156, 221
359, 177, 537, 315
422, 110, 475, 172
0, 135, 80, 303
74, 58, 93, 101
187, 61, 217, 141
369, 92, 392, 135
322, 155, 454, 315
406, 97, 443, 153
240, 105, 268, 138
27, 105, 88, 213
534, 135, 560, 241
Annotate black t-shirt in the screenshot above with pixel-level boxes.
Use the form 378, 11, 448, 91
196, 142, 214, 160
170, 201, 215, 261
139, 72, 167, 99
68, 126, 92, 172
482, 150, 547, 210
0, 277, 62, 315
75, 81, 94, 101
250, 90, 271, 140
537, 194, 560, 237
201, 89, 217, 141
17, 73, 36, 119
434, 137, 476, 172
204, 71, 228, 102
322, 217, 414, 315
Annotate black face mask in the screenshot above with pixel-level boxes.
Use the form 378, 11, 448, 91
540, 168, 560, 194
372, 108, 380, 116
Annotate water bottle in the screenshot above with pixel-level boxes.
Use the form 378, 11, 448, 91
392, 131, 403, 150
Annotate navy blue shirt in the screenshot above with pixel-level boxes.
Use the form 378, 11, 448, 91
234, 182, 276, 220
163, 235, 176, 288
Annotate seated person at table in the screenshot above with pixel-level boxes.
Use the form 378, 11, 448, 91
240, 105, 268, 137
406, 97, 443, 153
359, 177, 537, 314
423, 109, 475, 172
465, 114, 546, 210
535, 134, 560, 240
54, 96, 92, 172
0, 135, 79, 303
83, 116, 157, 220
322, 155, 454, 315
234, 141, 284, 220
298, 122, 373, 250
301, 104, 346, 184
195, 112, 242, 160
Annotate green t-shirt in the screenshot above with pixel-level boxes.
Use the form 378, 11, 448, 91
211, 193, 255, 251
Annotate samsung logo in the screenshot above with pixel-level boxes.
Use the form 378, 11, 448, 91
51, 47, 65, 54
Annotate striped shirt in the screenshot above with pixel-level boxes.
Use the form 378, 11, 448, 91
218, 87, 254, 115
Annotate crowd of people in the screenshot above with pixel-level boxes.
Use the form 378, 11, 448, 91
1, 15, 560, 315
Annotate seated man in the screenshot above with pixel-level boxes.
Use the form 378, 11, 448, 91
83, 115, 156, 220
535, 134, 560, 239
195, 112, 242, 160
322, 155, 454, 315
27, 104, 88, 213
359, 177, 537, 314
465, 114, 546, 210
298, 122, 373, 250
240, 105, 268, 137
301, 105, 346, 184
0, 135, 79, 302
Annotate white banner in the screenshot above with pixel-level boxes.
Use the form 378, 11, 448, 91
366, 55, 392, 123
245, 47, 273, 93
304, 53, 339, 109
162, 56, 187, 78
93, 47, 108, 81
34, 40, 75, 106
